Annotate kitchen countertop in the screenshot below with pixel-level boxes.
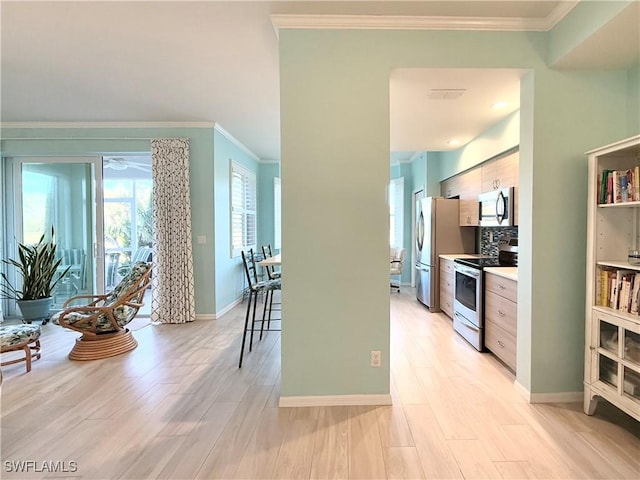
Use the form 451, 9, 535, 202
439, 253, 488, 260
484, 266, 518, 281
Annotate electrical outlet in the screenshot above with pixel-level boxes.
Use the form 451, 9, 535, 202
370, 350, 381, 367
489, 231, 494, 242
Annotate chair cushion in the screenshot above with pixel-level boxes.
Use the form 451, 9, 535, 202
0, 324, 41, 348
51, 305, 137, 334
252, 278, 281, 292
105, 261, 152, 304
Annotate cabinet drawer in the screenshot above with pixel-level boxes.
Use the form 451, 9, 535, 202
485, 273, 517, 302
440, 272, 453, 293
485, 290, 517, 336
440, 274, 454, 318
440, 259, 454, 275
485, 319, 517, 370
440, 293, 453, 317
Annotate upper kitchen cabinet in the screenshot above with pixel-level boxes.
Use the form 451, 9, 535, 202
481, 149, 519, 192
458, 167, 481, 226
441, 175, 461, 199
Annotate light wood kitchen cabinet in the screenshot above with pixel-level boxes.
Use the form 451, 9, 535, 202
484, 272, 517, 371
439, 257, 455, 318
584, 134, 640, 421
458, 167, 481, 226
440, 148, 518, 226
481, 150, 519, 192
441, 176, 460, 199
459, 200, 479, 226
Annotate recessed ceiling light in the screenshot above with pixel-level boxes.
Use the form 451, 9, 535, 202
492, 101, 509, 110
447, 139, 461, 146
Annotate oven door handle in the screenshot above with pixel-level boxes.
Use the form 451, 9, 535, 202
454, 263, 480, 278
454, 312, 479, 332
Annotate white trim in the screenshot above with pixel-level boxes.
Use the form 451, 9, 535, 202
544, 1, 581, 29
1, 121, 216, 129
214, 124, 261, 163
514, 380, 583, 403
213, 297, 243, 319
271, 4, 580, 34
529, 391, 584, 404
279, 394, 392, 408
195, 314, 217, 321
0, 121, 269, 164
514, 379, 531, 402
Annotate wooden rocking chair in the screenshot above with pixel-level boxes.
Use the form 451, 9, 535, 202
52, 262, 153, 360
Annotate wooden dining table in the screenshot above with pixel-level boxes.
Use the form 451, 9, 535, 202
258, 253, 281, 267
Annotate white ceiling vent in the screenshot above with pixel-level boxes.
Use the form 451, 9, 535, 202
427, 89, 466, 99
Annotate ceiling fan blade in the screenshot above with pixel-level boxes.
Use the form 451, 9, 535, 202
128, 163, 152, 172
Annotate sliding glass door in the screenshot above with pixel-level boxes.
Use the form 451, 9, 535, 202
4, 157, 104, 315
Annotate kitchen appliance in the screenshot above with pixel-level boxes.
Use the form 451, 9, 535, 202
415, 197, 475, 309
479, 187, 514, 226
453, 239, 518, 350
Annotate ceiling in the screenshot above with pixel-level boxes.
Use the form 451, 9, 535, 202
1, 1, 638, 161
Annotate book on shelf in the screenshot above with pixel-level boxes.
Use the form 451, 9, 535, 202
599, 267, 613, 307
595, 266, 640, 315
631, 272, 640, 314
619, 273, 633, 313
599, 167, 640, 204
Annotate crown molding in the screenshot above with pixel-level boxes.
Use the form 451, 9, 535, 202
0, 121, 216, 129
271, 3, 579, 34
214, 124, 261, 163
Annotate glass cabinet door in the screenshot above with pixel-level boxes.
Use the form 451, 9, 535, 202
622, 329, 640, 402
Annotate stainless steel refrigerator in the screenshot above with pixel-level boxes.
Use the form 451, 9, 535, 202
415, 197, 475, 310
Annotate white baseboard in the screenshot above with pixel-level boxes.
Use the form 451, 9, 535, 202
213, 297, 243, 319
279, 394, 392, 407
195, 314, 216, 321
514, 380, 583, 403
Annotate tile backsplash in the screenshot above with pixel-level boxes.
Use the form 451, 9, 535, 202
480, 227, 519, 257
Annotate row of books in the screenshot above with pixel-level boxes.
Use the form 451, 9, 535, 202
598, 267, 640, 314
599, 166, 640, 204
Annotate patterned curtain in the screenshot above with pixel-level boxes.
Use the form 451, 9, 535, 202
150, 138, 195, 324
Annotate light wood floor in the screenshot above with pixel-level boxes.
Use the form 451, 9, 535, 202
1, 289, 639, 479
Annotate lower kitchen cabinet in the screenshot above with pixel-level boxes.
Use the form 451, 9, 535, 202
439, 257, 455, 318
484, 272, 517, 371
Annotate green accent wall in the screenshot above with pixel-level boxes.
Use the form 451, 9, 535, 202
279, 27, 633, 398
258, 162, 281, 255
212, 128, 260, 313
628, 63, 640, 136
548, 0, 634, 67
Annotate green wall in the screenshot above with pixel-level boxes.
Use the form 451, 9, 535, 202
258, 162, 281, 255
547, 0, 633, 66
628, 63, 640, 136
212, 128, 260, 313
279, 27, 633, 398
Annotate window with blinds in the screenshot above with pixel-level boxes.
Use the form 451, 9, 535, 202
230, 161, 257, 257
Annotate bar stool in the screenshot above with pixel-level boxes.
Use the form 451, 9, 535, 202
239, 249, 281, 368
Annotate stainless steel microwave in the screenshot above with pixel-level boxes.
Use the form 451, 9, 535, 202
478, 187, 514, 226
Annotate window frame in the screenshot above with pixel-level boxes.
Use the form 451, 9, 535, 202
230, 160, 257, 258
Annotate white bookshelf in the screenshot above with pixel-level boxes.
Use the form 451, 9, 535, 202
585, 134, 640, 420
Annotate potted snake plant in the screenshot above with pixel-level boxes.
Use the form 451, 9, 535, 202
0, 227, 69, 323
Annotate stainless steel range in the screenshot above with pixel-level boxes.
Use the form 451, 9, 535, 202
453, 240, 518, 351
